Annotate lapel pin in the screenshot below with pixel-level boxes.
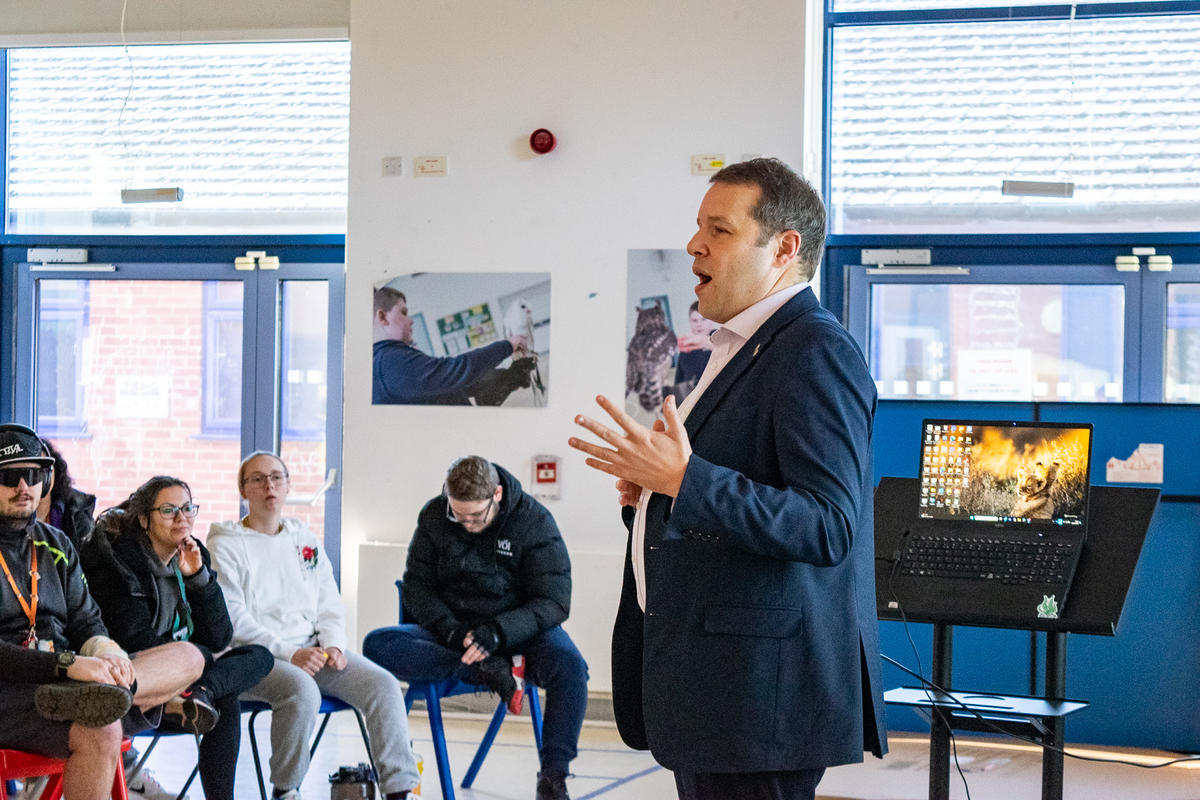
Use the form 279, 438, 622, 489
753, 343, 761, 358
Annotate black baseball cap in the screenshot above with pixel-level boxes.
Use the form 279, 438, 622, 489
0, 424, 55, 469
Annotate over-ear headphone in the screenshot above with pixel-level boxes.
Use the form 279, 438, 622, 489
0, 422, 55, 498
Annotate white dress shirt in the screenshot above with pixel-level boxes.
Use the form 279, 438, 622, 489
630, 282, 806, 610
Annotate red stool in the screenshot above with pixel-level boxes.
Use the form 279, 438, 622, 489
0, 738, 130, 800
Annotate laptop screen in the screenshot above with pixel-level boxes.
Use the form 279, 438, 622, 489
918, 419, 1093, 527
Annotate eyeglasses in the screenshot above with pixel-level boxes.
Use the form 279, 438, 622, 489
0, 466, 49, 489
154, 503, 200, 519
244, 472, 288, 487
445, 495, 495, 524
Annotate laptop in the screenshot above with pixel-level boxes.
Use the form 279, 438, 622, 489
884, 419, 1093, 627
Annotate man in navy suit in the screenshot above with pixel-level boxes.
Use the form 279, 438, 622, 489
569, 158, 886, 799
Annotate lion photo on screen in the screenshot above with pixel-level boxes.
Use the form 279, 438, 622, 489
1012, 461, 1060, 519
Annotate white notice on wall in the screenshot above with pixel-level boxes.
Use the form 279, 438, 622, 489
115, 376, 170, 419
1105, 443, 1164, 484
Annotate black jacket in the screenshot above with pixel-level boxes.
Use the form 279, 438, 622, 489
81, 511, 232, 659
0, 519, 108, 682
50, 487, 97, 549
403, 465, 570, 651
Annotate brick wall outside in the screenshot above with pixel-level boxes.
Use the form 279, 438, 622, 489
46, 280, 328, 544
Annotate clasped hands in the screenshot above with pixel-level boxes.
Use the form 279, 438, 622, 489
569, 394, 692, 505
291, 645, 347, 675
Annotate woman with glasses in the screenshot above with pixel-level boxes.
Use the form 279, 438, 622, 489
207, 452, 421, 800
81, 475, 273, 800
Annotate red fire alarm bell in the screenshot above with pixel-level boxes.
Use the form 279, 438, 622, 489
529, 128, 556, 154
532, 455, 560, 499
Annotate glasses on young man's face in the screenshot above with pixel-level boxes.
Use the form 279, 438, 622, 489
445, 495, 495, 524
154, 503, 200, 519
0, 466, 49, 489
244, 471, 288, 488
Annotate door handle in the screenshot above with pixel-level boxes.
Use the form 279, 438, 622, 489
285, 468, 338, 506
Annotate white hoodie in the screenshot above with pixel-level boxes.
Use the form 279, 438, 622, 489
207, 517, 347, 661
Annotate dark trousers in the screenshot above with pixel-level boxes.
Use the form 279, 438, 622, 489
159, 644, 274, 800
363, 624, 588, 775
674, 768, 826, 800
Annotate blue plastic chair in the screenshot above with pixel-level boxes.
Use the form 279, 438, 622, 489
390, 579, 543, 800
242, 695, 376, 800
126, 728, 199, 800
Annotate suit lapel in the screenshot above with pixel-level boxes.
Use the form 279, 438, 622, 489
683, 287, 821, 442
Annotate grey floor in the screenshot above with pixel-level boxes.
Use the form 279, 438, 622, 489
131, 707, 1199, 800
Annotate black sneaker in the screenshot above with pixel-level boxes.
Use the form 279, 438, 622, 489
163, 685, 219, 735
474, 655, 518, 708
34, 680, 133, 728
535, 771, 570, 800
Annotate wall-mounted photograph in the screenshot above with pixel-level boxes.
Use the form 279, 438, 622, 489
373, 272, 550, 407
625, 250, 716, 425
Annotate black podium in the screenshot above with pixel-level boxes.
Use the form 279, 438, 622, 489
874, 477, 1159, 800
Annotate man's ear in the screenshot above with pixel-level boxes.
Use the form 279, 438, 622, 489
495, 485, 504, 503
773, 230, 802, 266
374, 307, 388, 325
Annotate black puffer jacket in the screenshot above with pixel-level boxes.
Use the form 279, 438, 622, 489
403, 465, 570, 651
81, 510, 232, 659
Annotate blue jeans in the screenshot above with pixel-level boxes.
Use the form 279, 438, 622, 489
363, 624, 588, 775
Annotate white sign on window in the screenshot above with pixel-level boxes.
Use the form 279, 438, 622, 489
957, 349, 1033, 401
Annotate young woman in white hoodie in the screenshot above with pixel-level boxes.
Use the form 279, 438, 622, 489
207, 452, 420, 800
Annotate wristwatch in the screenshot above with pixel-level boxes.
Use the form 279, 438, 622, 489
55, 649, 76, 679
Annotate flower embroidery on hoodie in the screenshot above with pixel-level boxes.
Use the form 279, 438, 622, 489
299, 545, 319, 570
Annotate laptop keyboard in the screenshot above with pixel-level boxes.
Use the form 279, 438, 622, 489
899, 534, 1074, 584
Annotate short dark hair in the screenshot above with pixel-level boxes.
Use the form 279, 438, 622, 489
374, 287, 406, 316
710, 157, 826, 281
40, 439, 74, 504
445, 456, 499, 501
688, 300, 700, 314
125, 475, 191, 533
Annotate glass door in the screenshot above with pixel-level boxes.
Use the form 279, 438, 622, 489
13, 258, 345, 573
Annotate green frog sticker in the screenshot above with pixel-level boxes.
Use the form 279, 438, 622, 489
1037, 594, 1060, 619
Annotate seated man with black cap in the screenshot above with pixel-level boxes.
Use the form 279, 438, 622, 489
0, 423, 207, 800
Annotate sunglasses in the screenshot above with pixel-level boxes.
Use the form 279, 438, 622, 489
0, 466, 49, 489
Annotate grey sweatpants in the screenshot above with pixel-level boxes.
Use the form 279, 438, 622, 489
243, 650, 420, 794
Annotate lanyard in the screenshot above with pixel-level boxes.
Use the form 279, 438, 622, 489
170, 562, 194, 641
0, 545, 39, 646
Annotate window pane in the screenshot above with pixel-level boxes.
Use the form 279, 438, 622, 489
280, 280, 329, 543
1165, 283, 1200, 403
830, 16, 1200, 233
37, 279, 246, 535
868, 283, 1124, 401
7, 42, 349, 235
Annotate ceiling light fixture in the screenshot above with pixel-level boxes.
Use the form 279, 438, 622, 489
1000, 180, 1075, 198
120, 187, 184, 203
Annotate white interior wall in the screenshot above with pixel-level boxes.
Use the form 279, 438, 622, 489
344, 0, 812, 692
0, 0, 347, 46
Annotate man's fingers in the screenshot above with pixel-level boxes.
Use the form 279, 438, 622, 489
660, 394, 684, 435
568, 435, 619, 462
593, 394, 647, 438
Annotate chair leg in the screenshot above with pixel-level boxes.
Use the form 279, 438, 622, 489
529, 684, 544, 752
308, 712, 333, 759
125, 733, 161, 785
461, 701, 507, 788
42, 773, 66, 800
349, 708, 380, 784
109, 755, 128, 800
177, 758, 201, 799
423, 688, 456, 800
247, 708, 268, 800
